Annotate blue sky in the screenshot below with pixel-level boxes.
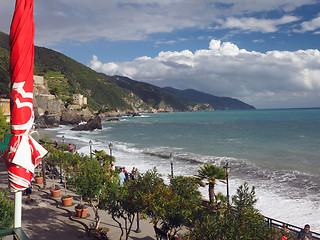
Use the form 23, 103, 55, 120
1, 0, 320, 109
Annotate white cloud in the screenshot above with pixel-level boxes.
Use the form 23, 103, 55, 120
297, 16, 320, 33
89, 39, 320, 109
0, 0, 314, 45
220, 16, 299, 33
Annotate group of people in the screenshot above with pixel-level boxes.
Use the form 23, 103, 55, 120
281, 224, 313, 240
118, 166, 139, 186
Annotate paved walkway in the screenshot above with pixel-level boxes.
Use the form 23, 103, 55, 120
0, 162, 156, 240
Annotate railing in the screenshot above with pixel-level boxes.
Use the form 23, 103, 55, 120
0, 134, 11, 151
264, 216, 320, 240
0, 227, 29, 240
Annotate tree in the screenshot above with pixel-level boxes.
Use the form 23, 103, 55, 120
0, 190, 14, 230
195, 164, 226, 203
99, 177, 139, 240
132, 168, 167, 230
186, 182, 278, 240
92, 150, 114, 167
119, 169, 202, 240
158, 176, 202, 239
44, 148, 62, 189
69, 156, 109, 230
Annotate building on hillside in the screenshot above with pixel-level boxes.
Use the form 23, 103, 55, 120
33, 75, 45, 85
0, 98, 10, 122
73, 94, 87, 106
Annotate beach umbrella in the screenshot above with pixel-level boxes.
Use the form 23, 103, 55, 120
2, 0, 47, 227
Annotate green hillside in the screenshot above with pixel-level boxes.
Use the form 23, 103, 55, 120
0, 32, 132, 112
162, 87, 255, 110
33, 46, 132, 111
108, 76, 255, 110
0, 47, 10, 96
107, 75, 187, 111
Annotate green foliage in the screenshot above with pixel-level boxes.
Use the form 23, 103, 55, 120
195, 164, 226, 203
99, 169, 203, 240
33, 46, 132, 111
0, 106, 10, 141
69, 157, 107, 200
69, 157, 109, 229
232, 181, 257, 213
186, 182, 278, 240
92, 150, 114, 167
0, 190, 14, 231
159, 176, 202, 237
100, 177, 139, 240
0, 48, 10, 96
39, 137, 53, 145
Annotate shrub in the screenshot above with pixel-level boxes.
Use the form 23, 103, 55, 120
0, 190, 14, 230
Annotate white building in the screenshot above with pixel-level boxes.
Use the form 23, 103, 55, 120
73, 94, 87, 106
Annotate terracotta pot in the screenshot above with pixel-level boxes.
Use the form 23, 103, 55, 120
75, 207, 88, 218
61, 196, 73, 206
35, 177, 43, 184
51, 189, 61, 197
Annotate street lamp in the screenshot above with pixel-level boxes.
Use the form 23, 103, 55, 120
60, 136, 65, 183
89, 140, 92, 160
170, 153, 173, 178
109, 143, 113, 165
223, 162, 231, 205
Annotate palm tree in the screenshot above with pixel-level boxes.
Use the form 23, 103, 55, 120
195, 164, 226, 203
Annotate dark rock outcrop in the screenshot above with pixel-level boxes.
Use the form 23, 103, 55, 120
71, 117, 102, 131
104, 118, 120, 122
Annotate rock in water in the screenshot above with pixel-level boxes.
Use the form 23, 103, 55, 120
71, 117, 102, 131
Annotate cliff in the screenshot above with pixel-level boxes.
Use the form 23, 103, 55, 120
33, 76, 93, 127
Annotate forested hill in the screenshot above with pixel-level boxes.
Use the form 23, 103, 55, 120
162, 87, 255, 110
108, 76, 255, 110
0, 31, 254, 113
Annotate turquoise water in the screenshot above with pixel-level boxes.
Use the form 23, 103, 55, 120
46, 108, 320, 230
105, 109, 320, 175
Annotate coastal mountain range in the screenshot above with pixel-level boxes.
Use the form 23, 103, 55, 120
0, 31, 254, 117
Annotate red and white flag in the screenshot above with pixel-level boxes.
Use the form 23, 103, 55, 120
2, 0, 47, 192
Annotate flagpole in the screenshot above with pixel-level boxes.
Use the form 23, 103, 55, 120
14, 191, 22, 228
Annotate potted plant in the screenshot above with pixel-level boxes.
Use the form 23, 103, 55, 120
61, 194, 73, 206
50, 185, 61, 197
34, 174, 43, 184
75, 202, 89, 218
60, 152, 76, 207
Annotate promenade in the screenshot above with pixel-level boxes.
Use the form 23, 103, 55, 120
0, 161, 156, 240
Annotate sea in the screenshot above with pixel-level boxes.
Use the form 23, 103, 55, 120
38, 108, 320, 232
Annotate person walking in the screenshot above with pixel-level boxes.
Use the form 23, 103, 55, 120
118, 168, 125, 186
131, 167, 136, 180
25, 181, 34, 204
297, 224, 312, 240
123, 166, 129, 181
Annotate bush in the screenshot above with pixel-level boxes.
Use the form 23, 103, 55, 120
186, 182, 278, 239
0, 106, 10, 141
0, 190, 14, 230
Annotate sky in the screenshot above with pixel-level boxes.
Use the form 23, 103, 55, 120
1, 1, 320, 109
